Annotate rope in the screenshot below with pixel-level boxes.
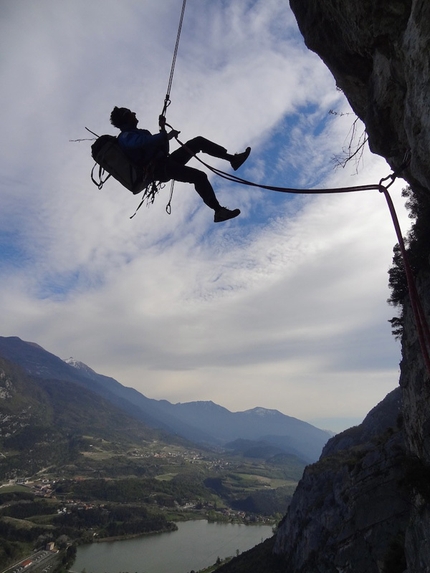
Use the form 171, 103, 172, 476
207, 163, 380, 194
159, 0, 187, 213
161, 0, 187, 119
379, 183, 430, 378
172, 135, 430, 376
174, 134, 382, 195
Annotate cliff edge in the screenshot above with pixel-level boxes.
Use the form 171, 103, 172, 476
273, 1, 430, 571
273, 389, 409, 572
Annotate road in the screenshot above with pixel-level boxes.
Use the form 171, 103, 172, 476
2, 550, 60, 573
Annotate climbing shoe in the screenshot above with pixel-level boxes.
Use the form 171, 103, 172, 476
214, 207, 241, 223
230, 147, 251, 171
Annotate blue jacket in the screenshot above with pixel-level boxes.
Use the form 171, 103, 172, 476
118, 128, 169, 166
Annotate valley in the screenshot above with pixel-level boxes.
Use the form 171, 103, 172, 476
0, 437, 301, 572
0, 337, 323, 572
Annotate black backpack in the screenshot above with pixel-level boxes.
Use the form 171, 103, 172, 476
91, 135, 150, 195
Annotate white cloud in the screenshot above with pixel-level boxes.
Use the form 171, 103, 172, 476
0, 0, 410, 432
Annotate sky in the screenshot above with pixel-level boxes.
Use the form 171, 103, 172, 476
0, 0, 411, 433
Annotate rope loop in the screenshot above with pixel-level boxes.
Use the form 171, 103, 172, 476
378, 173, 397, 190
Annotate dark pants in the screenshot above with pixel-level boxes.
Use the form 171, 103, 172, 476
152, 137, 229, 210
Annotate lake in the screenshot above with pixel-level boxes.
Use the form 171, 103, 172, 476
71, 520, 273, 573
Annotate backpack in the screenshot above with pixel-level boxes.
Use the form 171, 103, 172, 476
90, 135, 150, 195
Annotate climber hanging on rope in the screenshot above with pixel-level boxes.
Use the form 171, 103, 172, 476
109, 106, 251, 223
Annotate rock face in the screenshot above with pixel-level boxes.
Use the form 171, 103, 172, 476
273, 389, 410, 572
289, 0, 430, 192
273, 1, 430, 571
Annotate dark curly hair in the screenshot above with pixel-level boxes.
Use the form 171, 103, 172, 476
110, 106, 132, 129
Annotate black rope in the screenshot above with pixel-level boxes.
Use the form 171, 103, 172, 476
207, 163, 380, 194
166, 136, 412, 198
200, 146, 412, 196
172, 134, 396, 196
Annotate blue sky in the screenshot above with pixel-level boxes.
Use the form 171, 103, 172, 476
0, 0, 410, 432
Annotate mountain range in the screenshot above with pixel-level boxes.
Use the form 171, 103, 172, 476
0, 336, 331, 463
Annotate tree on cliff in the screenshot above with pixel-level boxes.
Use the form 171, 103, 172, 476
388, 185, 430, 338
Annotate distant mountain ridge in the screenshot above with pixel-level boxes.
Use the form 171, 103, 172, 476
0, 355, 177, 479
0, 336, 331, 462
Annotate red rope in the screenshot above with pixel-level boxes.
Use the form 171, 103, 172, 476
379, 182, 430, 379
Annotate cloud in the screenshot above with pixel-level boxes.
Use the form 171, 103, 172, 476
0, 0, 410, 432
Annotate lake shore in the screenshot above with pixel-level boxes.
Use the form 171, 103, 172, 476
87, 522, 178, 544
72, 519, 274, 573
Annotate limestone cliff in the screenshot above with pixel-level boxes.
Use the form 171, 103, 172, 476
273, 1, 430, 572
289, 0, 430, 191
273, 389, 410, 572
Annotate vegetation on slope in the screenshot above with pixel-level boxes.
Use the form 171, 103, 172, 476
388, 185, 430, 338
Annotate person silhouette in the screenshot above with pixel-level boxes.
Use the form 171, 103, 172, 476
110, 106, 251, 222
